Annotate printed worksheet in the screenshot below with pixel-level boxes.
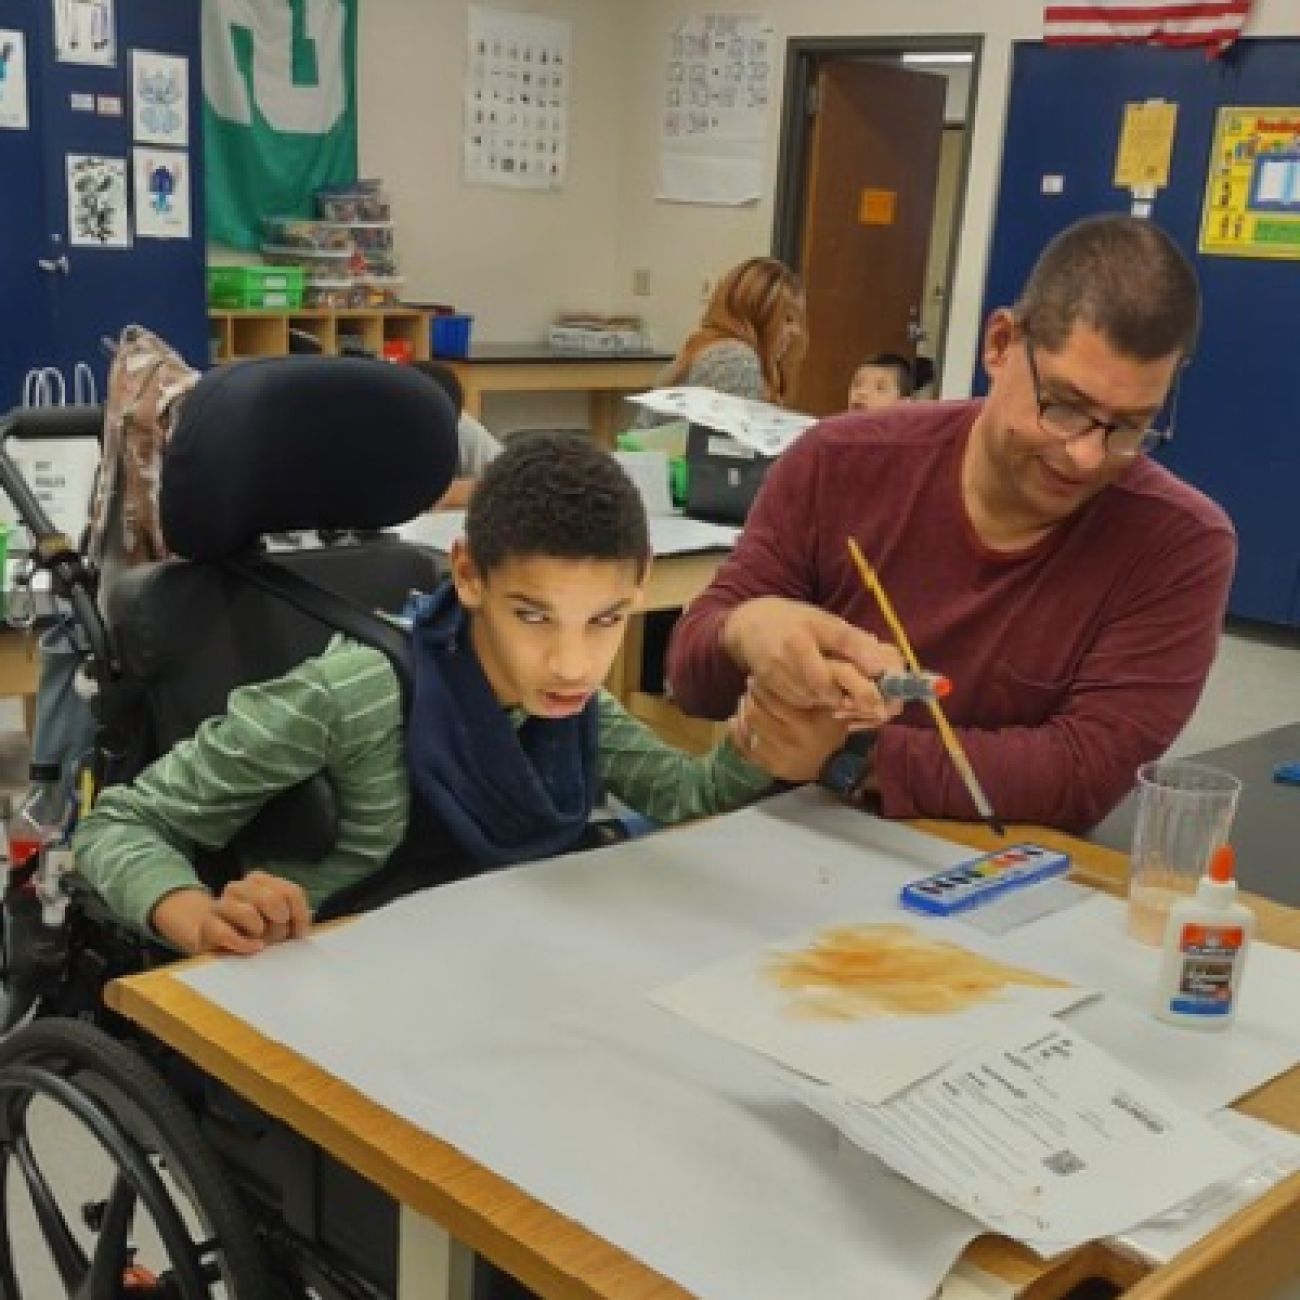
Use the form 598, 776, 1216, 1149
786, 1018, 1257, 1252
628, 387, 814, 457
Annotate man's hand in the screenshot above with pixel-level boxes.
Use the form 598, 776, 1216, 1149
151, 870, 311, 956
721, 597, 906, 724
731, 677, 850, 783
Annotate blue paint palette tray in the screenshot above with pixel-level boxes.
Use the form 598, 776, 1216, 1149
899, 843, 1072, 917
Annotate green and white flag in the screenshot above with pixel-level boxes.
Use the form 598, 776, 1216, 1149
202, 0, 357, 249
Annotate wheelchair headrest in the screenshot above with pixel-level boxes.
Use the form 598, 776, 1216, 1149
161, 356, 458, 561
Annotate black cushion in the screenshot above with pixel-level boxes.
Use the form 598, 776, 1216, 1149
161, 357, 458, 561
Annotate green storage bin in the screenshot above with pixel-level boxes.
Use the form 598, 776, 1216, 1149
207, 265, 306, 309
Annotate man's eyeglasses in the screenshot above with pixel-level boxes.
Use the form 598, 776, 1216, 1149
1024, 338, 1178, 459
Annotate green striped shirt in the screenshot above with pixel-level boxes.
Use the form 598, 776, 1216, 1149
74, 638, 772, 931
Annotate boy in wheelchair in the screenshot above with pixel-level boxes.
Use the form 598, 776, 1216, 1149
0, 356, 886, 1300
74, 429, 840, 957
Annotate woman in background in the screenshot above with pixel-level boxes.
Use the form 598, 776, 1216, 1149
638, 256, 808, 423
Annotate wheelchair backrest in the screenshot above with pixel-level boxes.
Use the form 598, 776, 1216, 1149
96, 356, 458, 873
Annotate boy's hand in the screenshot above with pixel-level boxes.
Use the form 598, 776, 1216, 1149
732, 677, 852, 784
151, 871, 311, 956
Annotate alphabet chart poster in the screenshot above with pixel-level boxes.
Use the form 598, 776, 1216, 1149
464, 5, 570, 190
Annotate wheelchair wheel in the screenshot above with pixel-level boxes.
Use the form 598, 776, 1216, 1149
0, 1019, 274, 1298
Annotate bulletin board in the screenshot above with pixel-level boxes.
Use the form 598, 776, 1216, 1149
1199, 107, 1300, 260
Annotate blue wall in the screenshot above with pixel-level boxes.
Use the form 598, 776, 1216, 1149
980, 40, 1300, 627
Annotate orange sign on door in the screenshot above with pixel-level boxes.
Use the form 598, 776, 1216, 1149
859, 188, 897, 226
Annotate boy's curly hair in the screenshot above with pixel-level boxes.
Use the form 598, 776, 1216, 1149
466, 432, 649, 577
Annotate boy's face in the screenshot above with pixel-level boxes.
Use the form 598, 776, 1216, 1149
451, 543, 646, 718
848, 365, 904, 412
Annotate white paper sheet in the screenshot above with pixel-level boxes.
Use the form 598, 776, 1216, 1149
465, 5, 569, 191
186, 800, 989, 1300
1111, 1109, 1300, 1266
612, 449, 673, 516
785, 1019, 1256, 1253
0, 30, 30, 131
182, 792, 1300, 1299
657, 14, 774, 206
653, 919, 1095, 1103
396, 508, 737, 558
0, 436, 100, 543
628, 386, 815, 456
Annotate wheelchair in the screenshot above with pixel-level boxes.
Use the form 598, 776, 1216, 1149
0, 355, 532, 1298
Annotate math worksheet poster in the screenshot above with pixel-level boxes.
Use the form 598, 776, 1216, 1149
464, 5, 570, 191
658, 12, 775, 205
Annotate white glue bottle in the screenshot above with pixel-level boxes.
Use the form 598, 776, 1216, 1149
1154, 844, 1254, 1029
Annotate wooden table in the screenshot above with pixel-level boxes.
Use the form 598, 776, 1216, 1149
106, 820, 1300, 1300
443, 345, 672, 448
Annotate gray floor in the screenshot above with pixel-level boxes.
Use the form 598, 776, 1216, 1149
2, 622, 1299, 1296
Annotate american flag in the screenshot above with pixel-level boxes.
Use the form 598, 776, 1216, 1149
1043, 2, 1254, 55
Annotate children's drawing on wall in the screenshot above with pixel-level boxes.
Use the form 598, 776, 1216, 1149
131, 49, 188, 147
66, 154, 130, 247
0, 29, 30, 130
132, 147, 190, 239
54, 0, 115, 68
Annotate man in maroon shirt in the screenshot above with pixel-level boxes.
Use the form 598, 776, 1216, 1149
667, 216, 1235, 832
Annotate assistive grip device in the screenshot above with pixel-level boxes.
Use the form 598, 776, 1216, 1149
899, 844, 1071, 916
877, 670, 950, 702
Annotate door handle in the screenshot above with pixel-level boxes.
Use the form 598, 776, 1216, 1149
906, 305, 928, 344
37, 255, 71, 274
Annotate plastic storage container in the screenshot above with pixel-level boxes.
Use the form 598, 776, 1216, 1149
352, 276, 405, 308
261, 245, 353, 271
261, 216, 353, 252
207, 265, 305, 309
301, 278, 354, 309
316, 181, 391, 222
430, 314, 473, 358
349, 222, 395, 253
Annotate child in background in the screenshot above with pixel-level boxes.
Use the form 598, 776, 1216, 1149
847, 353, 914, 412
74, 434, 851, 957
413, 360, 503, 509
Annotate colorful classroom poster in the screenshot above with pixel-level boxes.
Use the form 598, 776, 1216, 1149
0, 30, 30, 130
133, 147, 190, 239
53, 0, 116, 68
657, 13, 775, 205
1199, 106, 1300, 260
464, 5, 570, 190
66, 153, 130, 247
132, 49, 188, 147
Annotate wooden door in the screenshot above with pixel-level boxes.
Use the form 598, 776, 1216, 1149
795, 60, 945, 416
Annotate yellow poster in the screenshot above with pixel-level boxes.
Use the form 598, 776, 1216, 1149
1199, 107, 1300, 260
1115, 101, 1178, 189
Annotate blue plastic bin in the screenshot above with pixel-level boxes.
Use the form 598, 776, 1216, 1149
430, 314, 473, 359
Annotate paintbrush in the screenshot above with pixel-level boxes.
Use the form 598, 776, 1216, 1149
846, 537, 1006, 836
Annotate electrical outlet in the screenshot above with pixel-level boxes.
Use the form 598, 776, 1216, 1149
632, 268, 651, 296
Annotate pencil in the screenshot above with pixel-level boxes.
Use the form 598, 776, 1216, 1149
846, 538, 1006, 836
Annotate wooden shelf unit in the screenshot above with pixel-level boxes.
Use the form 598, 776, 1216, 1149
208, 308, 434, 364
